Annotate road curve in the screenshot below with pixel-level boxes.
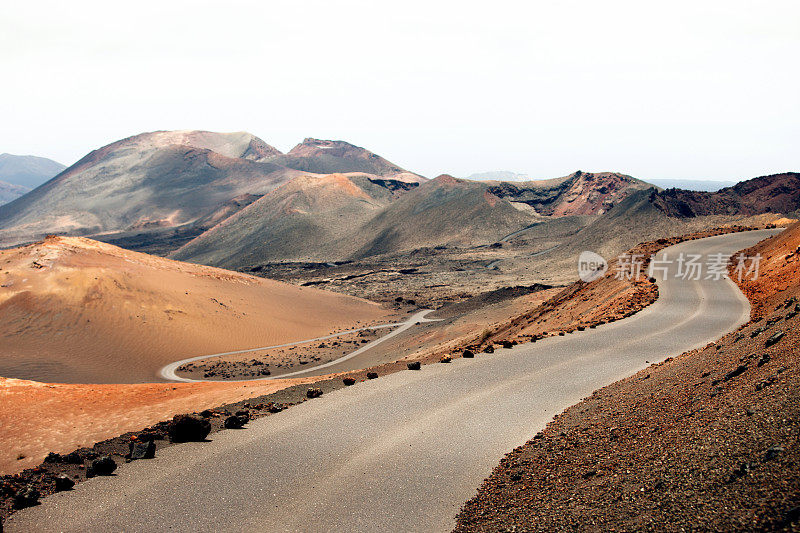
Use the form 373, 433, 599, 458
159, 310, 440, 383
7, 230, 780, 533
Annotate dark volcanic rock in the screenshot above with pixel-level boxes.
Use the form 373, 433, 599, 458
765, 331, 785, 347
54, 475, 75, 492
366, 372, 379, 379
343, 377, 356, 386
128, 440, 156, 460
724, 365, 748, 381
462, 349, 475, 358
306, 388, 323, 399
168, 414, 211, 443
13, 486, 39, 509
224, 415, 246, 429
406, 361, 421, 370
89, 456, 117, 476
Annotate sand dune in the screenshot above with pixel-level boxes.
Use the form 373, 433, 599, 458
0, 237, 390, 384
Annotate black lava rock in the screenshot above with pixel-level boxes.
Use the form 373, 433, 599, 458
128, 439, 156, 460
90, 456, 117, 476
462, 349, 475, 358
306, 388, 323, 399
765, 331, 785, 347
366, 372, 379, 379
168, 414, 211, 443
724, 365, 748, 381
406, 361, 421, 370
224, 415, 246, 429
343, 377, 356, 386
13, 486, 40, 509
54, 475, 75, 491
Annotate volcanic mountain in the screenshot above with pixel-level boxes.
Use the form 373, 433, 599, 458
651, 172, 800, 217
0, 154, 65, 205
172, 172, 659, 269
0, 132, 421, 250
0, 153, 65, 190
273, 138, 424, 182
486, 171, 653, 216
0, 236, 389, 384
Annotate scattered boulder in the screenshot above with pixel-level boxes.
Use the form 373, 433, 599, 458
764, 445, 784, 461
128, 439, 156, 460
724, 365, 748, 381
501, 341, 514, 349
199, 409, 215, 418
88, 456, 117, 477
168, 414, 211, 443
765, 331, 785, 347
43, 452, 63, 463
407, 361, 421, 370
366, 372, 379, 379
224, 415, 246, 429
729, 462, 751, 482
54, 475, 75, 492
307, 388, 323, 399
462, 349, 475, 358
440, 356, 452, 363
483, 345, 495, 353
343, 377, 356, 386
13, 486, 40, 509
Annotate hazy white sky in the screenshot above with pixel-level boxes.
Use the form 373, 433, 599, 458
1, 0, 798, 180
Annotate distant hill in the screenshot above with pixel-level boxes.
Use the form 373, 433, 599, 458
0, 131, 421, 248
274, 138, 425, 183
0, 181, 30, 205
651, 173, 800, 217
465, 171, 530, 181
644, 178, 737, 191
173, 172, 653, 269
0, 153, 65, 190
486, 171, 653, 216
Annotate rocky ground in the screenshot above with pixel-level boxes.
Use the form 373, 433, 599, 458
454, 224, 800, 532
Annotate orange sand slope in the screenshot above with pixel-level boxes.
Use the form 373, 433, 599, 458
0, 237, 390, 384
0, 376, 322, 474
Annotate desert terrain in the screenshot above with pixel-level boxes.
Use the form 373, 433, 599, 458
0, 131, 797, 530
0, 236, 391, 383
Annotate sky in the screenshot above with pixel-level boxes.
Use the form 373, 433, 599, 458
1, 0, 798, 180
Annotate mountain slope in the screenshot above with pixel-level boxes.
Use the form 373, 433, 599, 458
171, 173, 416, 266
0, 236, 389, 384
0, 131, 304, 247
652, 172, 800, 217
487, 171, 653, 216
349, 175, 538, 258
0, 153, 65, 190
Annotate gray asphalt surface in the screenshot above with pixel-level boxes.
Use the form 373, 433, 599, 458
159, 310, 440, 382
7, 230, 779, 533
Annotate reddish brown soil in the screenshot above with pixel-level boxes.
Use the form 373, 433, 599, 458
454, 224, 800, 531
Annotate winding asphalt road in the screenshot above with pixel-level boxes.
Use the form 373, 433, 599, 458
7, 230, 779, 533
159, 310, 440, 382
